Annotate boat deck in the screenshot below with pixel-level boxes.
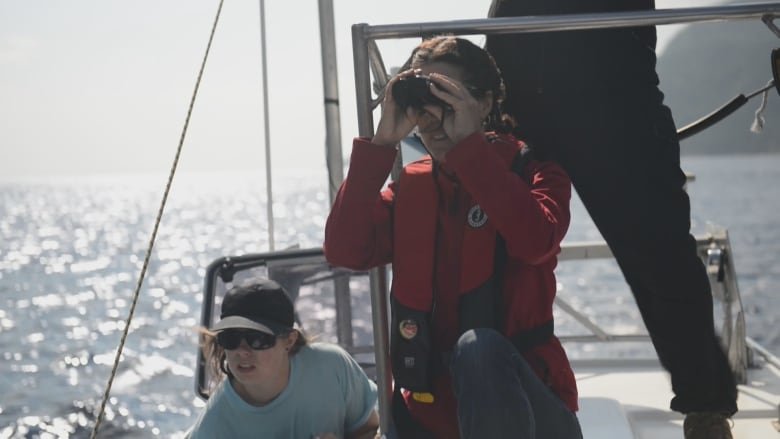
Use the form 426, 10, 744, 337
574, 356, 780, 438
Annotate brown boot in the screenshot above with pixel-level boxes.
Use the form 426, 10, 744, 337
683, 412, 733, 439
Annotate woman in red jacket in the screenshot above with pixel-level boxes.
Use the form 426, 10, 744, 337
324, 36, 581, 439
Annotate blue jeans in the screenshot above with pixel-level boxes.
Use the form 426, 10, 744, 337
450, 328, 582, 439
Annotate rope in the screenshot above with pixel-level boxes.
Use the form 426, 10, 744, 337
750, 79, 774, 133
89, 0, 225, 437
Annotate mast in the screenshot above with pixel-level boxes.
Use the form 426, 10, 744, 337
319, 0, 345, 202
318, 0, 354, 348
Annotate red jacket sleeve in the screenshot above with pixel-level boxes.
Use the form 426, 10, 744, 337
445, 132, 571, 265
323, 137, 398, 270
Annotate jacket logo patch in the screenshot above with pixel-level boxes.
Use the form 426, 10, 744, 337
467, 205, 488, 228
399, 319, 418, 339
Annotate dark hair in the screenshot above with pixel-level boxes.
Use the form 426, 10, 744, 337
407, 35, 514, 133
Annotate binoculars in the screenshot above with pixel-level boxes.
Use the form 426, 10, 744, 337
391, 75, 448, 110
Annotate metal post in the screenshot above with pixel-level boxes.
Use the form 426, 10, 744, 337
318, 0, 345, 201
318, 0, 353, 348
258, 0, 274, 251
352, 22, 393, 435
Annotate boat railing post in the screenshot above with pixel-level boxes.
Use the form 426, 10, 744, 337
318, 0, 354, 348
721, 231, 749, 383
352, 22, 393, 436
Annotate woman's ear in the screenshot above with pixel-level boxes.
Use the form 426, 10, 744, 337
285, 330, 299, 350
479, 91, 494, 121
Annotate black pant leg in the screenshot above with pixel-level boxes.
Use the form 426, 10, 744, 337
557, 99, 738, 415
486, 22, 738, 415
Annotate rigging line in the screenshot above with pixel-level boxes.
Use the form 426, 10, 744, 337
745, 79, 776, 100
89, 0, 225, 437
750, 79, 774, 133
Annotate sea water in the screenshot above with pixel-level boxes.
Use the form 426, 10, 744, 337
1, 154, 778, 438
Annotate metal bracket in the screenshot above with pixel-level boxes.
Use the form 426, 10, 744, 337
763, 14, 780, 38
706, 246, 726, 282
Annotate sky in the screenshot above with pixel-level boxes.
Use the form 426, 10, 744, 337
0, 0, 734, 179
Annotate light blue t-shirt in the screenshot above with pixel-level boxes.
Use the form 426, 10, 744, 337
188, 343, 377, 439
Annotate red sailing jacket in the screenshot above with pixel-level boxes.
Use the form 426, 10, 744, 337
324, 132, 577, 438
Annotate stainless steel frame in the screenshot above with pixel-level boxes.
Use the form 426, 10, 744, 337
348, 3, 780, 432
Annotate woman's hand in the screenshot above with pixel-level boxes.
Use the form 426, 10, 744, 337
371, 70, 419, 148
424, 73, 490, 145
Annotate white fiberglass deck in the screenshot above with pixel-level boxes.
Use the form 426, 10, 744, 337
575, 355, 780, 439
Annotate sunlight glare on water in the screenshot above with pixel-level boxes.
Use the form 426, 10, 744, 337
0, 158, 778, 436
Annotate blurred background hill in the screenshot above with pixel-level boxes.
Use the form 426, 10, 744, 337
658, 2, 779, 155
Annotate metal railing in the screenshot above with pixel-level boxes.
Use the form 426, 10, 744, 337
349, 3, 780, 433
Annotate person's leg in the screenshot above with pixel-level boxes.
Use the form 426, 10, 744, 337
450, 328, 582, 439
559, 90, 737, 416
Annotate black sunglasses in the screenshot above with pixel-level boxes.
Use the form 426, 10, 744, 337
217, 329, 278, 350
